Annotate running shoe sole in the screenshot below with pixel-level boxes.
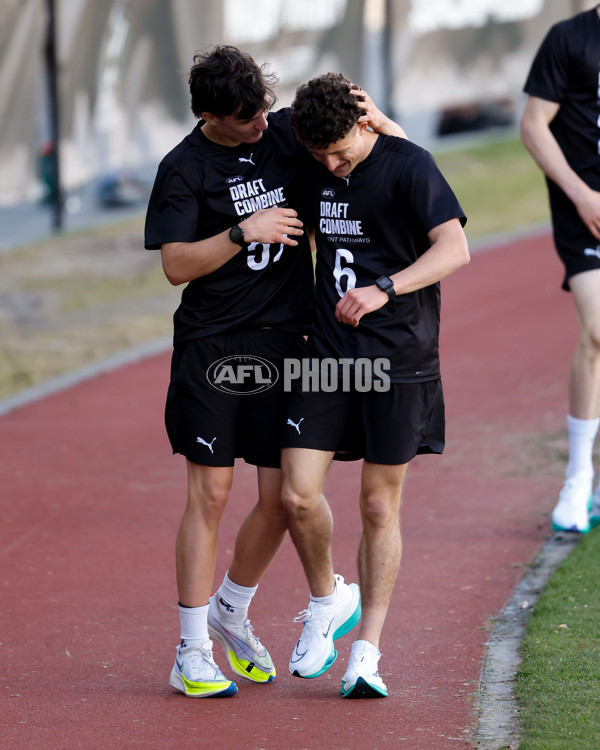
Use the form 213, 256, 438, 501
341, 676, 388, 699
169, 664, 238, 698
551, 521, 590, 534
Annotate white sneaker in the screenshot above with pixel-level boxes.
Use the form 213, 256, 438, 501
208, 593, 276, 683
341, 640, 388, 698
551, 473, 592, 534
590, 484, 600, 529
289, 574, 361, 679
169, 639, 238, 698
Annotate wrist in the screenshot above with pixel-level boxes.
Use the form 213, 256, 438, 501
375, 275, 396, 301
229, 223, 249, 248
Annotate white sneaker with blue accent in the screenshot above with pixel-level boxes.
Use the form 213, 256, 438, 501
169, 639, 238, 698
341, 639, 388, 698
551, 473, 592, 534
289, 573, 361, 679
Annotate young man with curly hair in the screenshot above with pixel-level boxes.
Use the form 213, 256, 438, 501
281, 73, 469, 698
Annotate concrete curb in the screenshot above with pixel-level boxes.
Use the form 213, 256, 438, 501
476, 532, 581, 749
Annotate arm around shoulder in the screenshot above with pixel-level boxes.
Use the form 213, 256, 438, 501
352, 88, 407, 139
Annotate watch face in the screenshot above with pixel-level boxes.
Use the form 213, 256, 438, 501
229, 225, 245, 246
376, 276, 396, 298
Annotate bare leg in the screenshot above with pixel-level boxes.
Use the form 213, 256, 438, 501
568, 270, 600, 419
228, 466, 288, 587
356, 461, 407, 650
175, 461, 233, 607
281, 447, 336, 597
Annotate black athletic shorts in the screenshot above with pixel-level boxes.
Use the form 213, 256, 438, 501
548, 180, 600, 291
281, 378, 445, 465
165, 329, 306, 468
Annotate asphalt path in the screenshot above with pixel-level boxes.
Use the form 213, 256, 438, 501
0, 232, 574, 748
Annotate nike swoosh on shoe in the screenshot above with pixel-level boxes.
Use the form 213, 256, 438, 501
290, 644, 309, 663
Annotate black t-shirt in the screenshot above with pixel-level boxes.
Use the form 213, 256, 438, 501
305, 135, 466, 383
144, 109, 314, 342
523, 6, 600, 184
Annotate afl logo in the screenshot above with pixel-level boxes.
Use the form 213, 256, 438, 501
226, 176, 244, 184
321, 188, 335, 197
206, 355, 279, 394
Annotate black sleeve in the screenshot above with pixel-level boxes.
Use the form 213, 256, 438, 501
404, 149, 467, 234
144, 161, 202, 250
523, 24, 570, 104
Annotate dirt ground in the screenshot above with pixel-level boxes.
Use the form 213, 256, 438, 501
0, 215, 180, 400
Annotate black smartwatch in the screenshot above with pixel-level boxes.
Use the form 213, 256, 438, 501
229, 225, 248, 248
375, 275, 396, 301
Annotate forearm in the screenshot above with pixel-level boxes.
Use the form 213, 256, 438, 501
389, 222, 469, 295
161, 231, 240, 286
352, 88, 407, 139
334, 219, 468, 327
520, 116, 591, 205
370, 113, 407, 139
161, 205, 304, 285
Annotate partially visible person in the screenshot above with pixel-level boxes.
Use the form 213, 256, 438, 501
281, 73, 469, 698
521, 5, 600, 534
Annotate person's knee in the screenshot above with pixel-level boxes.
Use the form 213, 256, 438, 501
360, 492, 399, 528
588, 325, 600, 356
280, 480, 319, 517
578, 323, 600, 359
186, 481, 230, 525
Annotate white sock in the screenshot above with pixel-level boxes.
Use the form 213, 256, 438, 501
310, 583, 337, 606
178, 602, 209, 647
217, 572, 257, 622
565, 415, 599, 479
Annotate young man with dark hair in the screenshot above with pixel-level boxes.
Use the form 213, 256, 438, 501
281, 73, 469, 698
145, 45, 313, 698
145, 48, 403, 698
521, 5, 600, 534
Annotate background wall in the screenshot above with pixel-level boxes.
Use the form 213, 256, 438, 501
0, 0, 594, 207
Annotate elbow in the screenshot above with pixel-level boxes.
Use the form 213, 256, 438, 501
455, 235, 470, 270
519, 116, 536, 154
166, 274, 185, 287
162, 264, 187, 286
161, 253, 187, 286
455, 235, 471, 269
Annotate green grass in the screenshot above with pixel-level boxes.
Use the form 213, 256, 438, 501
516, 528, 600, 749
434, 136, 550, 240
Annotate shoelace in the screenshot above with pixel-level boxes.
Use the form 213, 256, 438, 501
182, 645, 218, 678
294, 609, 313, 624
293, 605, 332, 628
241, 619, 262, 650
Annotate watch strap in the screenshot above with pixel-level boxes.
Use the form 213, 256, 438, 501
375, 275, 396, 300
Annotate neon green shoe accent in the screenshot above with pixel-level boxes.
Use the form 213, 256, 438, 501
226, 648, 276, 683
180, 673, 237, 697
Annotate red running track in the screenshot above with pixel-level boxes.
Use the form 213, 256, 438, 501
0, 232, 575, 749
